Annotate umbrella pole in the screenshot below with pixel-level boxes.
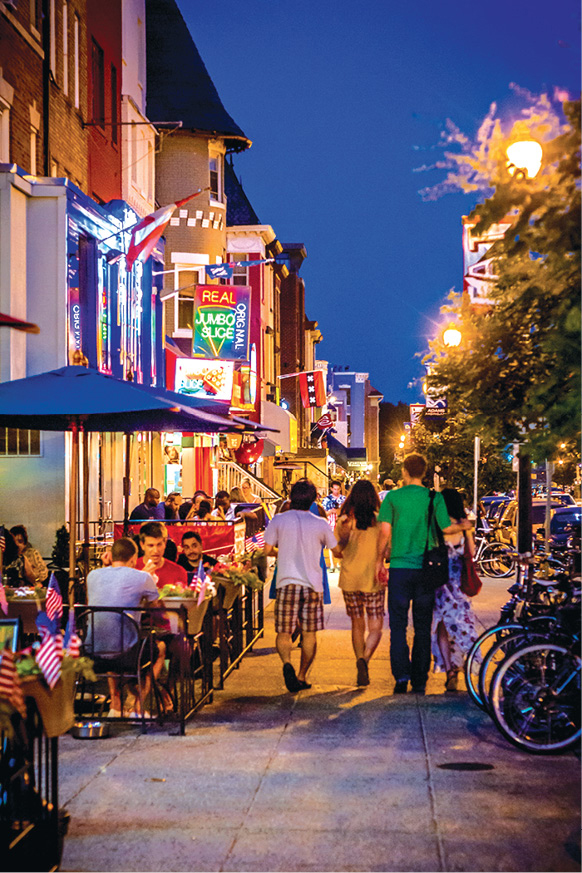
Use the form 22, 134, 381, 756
123, 432, 131, 535
82, 429, 90, 582
69, 423, 79, 607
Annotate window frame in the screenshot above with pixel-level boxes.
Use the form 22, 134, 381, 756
91, 38, 105, 129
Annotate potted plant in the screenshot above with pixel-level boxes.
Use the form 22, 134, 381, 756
159, 581, 215, 635
16, 653, 96, 738
211, 558, 263, 609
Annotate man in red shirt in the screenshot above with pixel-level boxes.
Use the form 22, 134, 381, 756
136, 521, 188, 588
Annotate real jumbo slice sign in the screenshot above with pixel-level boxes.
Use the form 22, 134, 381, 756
193, 285, 251, 360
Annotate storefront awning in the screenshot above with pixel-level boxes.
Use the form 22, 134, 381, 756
326, 433, 367, 470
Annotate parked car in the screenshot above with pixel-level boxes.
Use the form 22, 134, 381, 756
495, 499, 563, 548
547, 506, 582, 547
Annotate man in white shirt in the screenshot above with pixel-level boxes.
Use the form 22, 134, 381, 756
264, 479, 338, 693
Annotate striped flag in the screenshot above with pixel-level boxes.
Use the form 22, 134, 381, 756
64, 611, 81, 659
0, 525, 5, 552
245, 532, 265, 553
45, 573, 63, 622
36, 628, 63, 689
0, 647, 26, 718
193, 560, 211, 606
126, 190, 206, 271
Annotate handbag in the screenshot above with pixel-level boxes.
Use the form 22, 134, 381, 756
460, 539, 482, 596
422, 490, 449, 591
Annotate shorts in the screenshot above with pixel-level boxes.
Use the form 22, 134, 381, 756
342, 589, 385, 619
275, 584, 324, 634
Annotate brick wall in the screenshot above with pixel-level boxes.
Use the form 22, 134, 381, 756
0, 5, 44, 171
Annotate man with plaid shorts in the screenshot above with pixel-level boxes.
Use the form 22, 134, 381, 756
264, 479, 338, 693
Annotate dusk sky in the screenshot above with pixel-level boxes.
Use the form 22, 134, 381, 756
180, 0, 580, 403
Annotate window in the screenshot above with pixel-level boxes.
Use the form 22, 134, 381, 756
231, 257, 249, 286
177, 296, 194, 330
0, 105, 9, 163
110, 64, 118, 143
73, 15, 80, 108
30, 128, 37, 174
30, 0, 42, 34
0, 429, 41, 456
62, 2, 68, 95
49, 0, 56, 78
209, 153, 222, 202
91, 39, 105, 127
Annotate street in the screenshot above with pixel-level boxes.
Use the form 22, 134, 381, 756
59, 575, 581, 873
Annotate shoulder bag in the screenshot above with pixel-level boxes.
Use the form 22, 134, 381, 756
422, 490, 449, 591
460, 535, 482, 596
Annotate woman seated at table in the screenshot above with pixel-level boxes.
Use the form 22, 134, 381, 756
9, 525, 49, 585
3, 527, 37, 587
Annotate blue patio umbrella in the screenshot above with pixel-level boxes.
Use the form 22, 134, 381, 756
0, 365, 253, 597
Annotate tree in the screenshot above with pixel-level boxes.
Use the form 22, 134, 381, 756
423, 95, 581, 463
378, 401, 410, 476
411, 411, 515, 500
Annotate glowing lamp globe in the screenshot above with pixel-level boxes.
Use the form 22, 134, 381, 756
506, 141, 543, 180
443, 327, 462, 348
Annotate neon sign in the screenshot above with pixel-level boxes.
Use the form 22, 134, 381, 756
193, 285, 250, 360
175, 358, 234, 402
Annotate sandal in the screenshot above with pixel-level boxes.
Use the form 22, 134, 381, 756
445, 669, 458, 692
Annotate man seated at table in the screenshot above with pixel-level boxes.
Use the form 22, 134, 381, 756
135, 521, 188, 588
177, 531, 217, 576
86, 536, 164, 717
129, 488, 165, 520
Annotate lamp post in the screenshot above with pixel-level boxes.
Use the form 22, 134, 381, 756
505, 138, 543, 580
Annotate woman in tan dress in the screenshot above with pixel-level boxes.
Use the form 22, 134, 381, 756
335, 480, 384, 686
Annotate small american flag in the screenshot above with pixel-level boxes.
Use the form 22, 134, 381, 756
64, 611, 81, 659
0, 646, 26, 718
45, 573, 63, 622
245, 532, 265, 553
0, 525, 5, 552
36, 628, 63, 689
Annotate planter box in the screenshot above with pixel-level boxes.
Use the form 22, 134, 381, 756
21, 672, 76, 737
7, 596, 46, 634
213, 578, 242, 610
161, 597, 210, 635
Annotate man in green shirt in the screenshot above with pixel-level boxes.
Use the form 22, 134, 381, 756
376, 453, 470, 694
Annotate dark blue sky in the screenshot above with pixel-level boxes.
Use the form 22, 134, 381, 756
180, 0, 580, 403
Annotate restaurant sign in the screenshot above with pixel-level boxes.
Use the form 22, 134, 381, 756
175, 358, 234, 402
193, 285, 251, 360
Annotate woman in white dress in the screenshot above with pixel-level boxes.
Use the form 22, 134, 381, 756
431, 488, 481, 691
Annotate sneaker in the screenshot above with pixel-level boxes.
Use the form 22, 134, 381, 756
445, 670, 458, 692
283, 662, 302, 693
297, 680, 312, 690
393, 680, 408, 694
356, 658, 370, 686
411, 685, 426, 695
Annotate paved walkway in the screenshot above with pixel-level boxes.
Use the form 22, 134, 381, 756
60, 576, 580, 872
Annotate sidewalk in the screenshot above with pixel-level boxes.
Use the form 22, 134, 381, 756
60, 576, 580, 873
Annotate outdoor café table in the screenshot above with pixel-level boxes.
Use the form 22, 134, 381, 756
6, 588, 46, 635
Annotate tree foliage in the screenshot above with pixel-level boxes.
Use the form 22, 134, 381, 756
423, 96, 580, 462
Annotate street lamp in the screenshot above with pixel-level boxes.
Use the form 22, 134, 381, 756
443, 327, 462, 348
506, 140, 543, 181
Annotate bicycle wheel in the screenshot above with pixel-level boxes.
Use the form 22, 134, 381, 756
478, 543, 516, 577
490, 642, 581, 753
478, 628, 551, 713
464, 622, 525, 710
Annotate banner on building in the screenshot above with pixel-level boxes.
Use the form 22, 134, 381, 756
299, 370, 326, 408
409, 404, 425, 424
175, 358, 234, 402
193, 285, 251, 360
